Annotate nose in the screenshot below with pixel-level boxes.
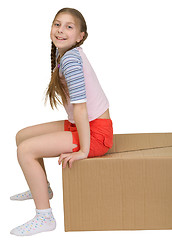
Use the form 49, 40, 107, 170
58, 25, 64, 33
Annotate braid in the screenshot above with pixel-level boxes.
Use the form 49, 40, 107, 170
45, 41, 69, 109
51, 41, 56, 75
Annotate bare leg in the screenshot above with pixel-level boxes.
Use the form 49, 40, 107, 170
17, 131, 77, 209
16, 120, 65, 184
37, 158, 48, 182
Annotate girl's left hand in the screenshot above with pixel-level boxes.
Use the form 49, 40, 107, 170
58, 150, 88, 169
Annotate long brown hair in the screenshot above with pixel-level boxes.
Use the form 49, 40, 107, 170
44, 8, 88, 110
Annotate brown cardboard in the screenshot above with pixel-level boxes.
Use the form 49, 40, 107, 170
62, 133, 172, 231
107, 132, 172, 154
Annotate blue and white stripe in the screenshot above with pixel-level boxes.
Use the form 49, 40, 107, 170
60, 48, 87, 104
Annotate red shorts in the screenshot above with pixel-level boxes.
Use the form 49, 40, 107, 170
64, 118, 113, 158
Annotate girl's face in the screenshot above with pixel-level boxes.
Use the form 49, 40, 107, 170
50, 13, 85, 56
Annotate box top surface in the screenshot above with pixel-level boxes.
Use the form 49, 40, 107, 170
92, 146, 172, 160
108, 132, 172, 154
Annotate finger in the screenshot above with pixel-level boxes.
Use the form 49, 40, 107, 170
69, 160, 74, 168
58, 154, 68, 165
58, 154, 63, 164
69, 159, 75, 168
62, 156, 71, 168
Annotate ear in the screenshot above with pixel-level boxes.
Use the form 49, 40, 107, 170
76, 32, 85, 43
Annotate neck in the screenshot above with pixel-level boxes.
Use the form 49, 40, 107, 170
58, 44, 79, 57
58, 46, 72, 57
58, 48, 65, 57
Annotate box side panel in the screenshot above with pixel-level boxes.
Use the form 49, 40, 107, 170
62, 155, 172, 231
62, 168, 71, 231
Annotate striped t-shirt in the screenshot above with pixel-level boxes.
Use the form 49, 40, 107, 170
56, 47, 109, 124
60, 48, 87, 104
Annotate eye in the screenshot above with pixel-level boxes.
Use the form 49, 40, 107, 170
67, 25, 73, 29
54, 23, 60, 27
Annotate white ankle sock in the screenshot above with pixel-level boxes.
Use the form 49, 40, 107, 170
10, 182, 53, 201
10, 208, 56, 236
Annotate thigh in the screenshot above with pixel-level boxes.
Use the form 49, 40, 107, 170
18, 131, 77, 159
16, 120, 65, 146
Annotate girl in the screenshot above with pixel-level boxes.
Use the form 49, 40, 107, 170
10, 7, 113, 236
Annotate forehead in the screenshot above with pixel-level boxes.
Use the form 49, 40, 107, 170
54, 13, 77, 24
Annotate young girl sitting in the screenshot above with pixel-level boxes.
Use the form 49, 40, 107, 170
10, 7, 113, 236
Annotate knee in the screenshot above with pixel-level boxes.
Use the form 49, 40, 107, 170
16, 128, 25, 147
17, 141, 32, 165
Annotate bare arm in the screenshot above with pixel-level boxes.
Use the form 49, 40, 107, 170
73, 102, 90, 156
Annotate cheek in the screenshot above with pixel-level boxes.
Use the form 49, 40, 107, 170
50, 29, 53, 37
50, 29, 56, 41
69, 33, 78, 42
50, 28, 56, 36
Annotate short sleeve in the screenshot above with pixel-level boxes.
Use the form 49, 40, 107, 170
61, 49, 87, 104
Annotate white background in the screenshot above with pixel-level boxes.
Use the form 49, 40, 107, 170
0, 0, 172, 239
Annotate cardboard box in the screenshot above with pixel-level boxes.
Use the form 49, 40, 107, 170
62, 133, 172, 231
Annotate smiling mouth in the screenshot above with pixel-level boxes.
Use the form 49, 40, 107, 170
55, 36, 67, 40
